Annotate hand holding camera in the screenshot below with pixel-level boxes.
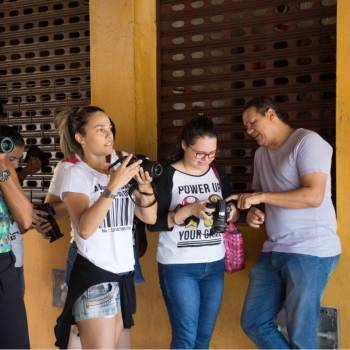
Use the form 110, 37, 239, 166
108, 154, 142, 193
134, 165, 154, 194
109, 154, 163, 180
107, 153, 162, 204
206, 198, 233, 234
33, 203, 64, 242
190, 199, 215, 221
32, 208, 51, 239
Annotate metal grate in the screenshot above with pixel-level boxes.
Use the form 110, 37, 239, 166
0, 0, 91, 203
157, 0, 336, 192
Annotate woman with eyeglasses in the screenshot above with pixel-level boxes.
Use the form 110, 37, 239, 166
148, 116, 239, 349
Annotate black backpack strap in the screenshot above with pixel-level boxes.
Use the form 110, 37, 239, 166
211, 165, 221, 184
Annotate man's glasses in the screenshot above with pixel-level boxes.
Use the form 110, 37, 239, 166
189, 145, 217, 160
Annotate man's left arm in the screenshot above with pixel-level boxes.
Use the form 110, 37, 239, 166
230, 172, 327, 209
227, 132, 332, 210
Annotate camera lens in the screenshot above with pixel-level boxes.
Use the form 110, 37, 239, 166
0, 137, 14, 153
152, 163, 163, 178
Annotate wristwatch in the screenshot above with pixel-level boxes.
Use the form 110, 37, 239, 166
102, 188, 117, 199
0, 169, 10, 182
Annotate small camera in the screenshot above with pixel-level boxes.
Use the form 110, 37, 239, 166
206, 199, 232, 234
110, 154, 163, 179
35, 203, 64, 243
0, 136, 14, 153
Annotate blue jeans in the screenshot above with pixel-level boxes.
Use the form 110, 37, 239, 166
241, 252, 339, 349
63, 242, 78, 286
158, 259, 224, 349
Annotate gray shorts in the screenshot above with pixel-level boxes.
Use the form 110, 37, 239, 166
72, 282, 121, 322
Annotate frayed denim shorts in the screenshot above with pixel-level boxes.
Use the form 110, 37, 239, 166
72, 282, 120, 322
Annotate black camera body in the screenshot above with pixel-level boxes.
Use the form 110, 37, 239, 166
0, 136, 14, 153
129, 154, 163, 179
207, 199, 232, 234
35, 203, 64, 243
111, 154, 163, 179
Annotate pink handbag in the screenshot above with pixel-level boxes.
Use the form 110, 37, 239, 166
223, 223, 245, 273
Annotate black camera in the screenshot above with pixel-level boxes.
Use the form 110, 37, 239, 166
0, 136, 14, 153
206, 199, 232, 234
111, 154, 163, 179
35, 203, 64, 243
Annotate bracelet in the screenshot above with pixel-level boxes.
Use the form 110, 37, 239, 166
102, 188, 117, 199
136, 186, 155, 196
128, 183, 157, 208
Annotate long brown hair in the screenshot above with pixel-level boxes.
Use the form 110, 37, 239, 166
55, 106, 105, 158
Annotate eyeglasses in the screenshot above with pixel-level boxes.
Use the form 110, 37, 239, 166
189, 145, 217, 160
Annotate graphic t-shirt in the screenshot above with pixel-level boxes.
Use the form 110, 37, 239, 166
157, 167, 226, 264
0, 195, 11, 253
61, 160, 135, 274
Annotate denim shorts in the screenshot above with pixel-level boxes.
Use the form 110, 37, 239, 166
72, 282, 121, 322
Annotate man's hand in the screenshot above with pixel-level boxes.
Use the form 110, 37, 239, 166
226, 192, 265, 210
246, 207, 265, 228
227, 202, 239, 223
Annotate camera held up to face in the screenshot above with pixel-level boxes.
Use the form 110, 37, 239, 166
0, 137, 15, 154
110, 154, 163, 179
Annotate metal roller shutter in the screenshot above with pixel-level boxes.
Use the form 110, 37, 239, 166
0, 0, 90, 203
157, 0, 336, 193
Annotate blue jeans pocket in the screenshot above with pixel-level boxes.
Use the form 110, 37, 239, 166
73, 282, 120, 322
85, 283, 115, 306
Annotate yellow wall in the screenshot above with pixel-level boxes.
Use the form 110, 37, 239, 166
89, 1, 262, 348
24, 0, 350, 348
90, 0, 136, 152
24, 220, 71, 348
89, 0, 350, 348
334, 0, 350, 346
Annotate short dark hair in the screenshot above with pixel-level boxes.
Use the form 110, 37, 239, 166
0, 125, 25, 147
243, 96, 289, 123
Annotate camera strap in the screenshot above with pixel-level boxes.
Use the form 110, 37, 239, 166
108, 150, 124, 170
128, 182, 158, 208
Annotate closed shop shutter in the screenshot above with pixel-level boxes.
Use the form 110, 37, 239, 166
0, 0, 90, 203
157, 0, 336, 193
